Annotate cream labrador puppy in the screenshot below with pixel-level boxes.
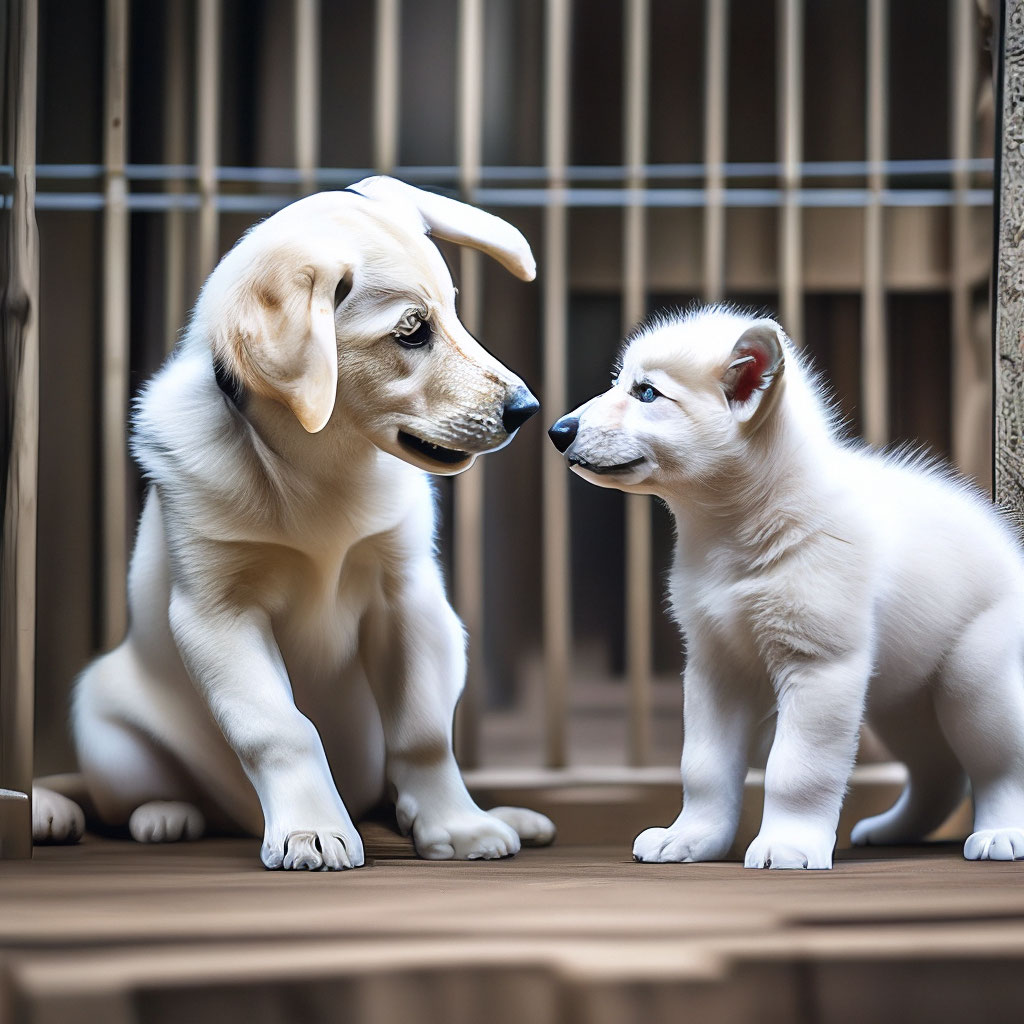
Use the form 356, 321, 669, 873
549, 305, 1024, 868
34, 177, 555, 870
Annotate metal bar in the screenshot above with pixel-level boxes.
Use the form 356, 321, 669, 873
777, 0, 803, 343
542, 0, 571, 769
101, 0, 130, 650
994, 0, 1024, 513
453, 0, 484, 769
197, 0, 221, 279
162, 0, 186, 352
295, 0, 320, 194
950, 0, 984, 481
0, 0, 39, 859
623, 0, 651, 767
374, 0, 400, 173
862, 0, 888, 448
703, 0, 728, 301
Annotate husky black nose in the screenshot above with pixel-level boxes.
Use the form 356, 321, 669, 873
547, 415, 578, 453
502, 386, 540, 434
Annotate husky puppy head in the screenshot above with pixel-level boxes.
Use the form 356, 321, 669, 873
199, 177, 538, 475
547, 307, 788, 496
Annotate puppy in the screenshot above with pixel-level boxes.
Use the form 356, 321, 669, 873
33, 177, 555, 869
549, 305, 1024, 869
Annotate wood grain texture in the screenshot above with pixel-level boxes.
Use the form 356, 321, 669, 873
0, 0, 38, 859
996, 0, 1024, 521
2, 835, 1024, 1024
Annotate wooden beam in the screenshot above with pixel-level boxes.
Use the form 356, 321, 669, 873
995, 0, 1024, 517
0, 0, 39, 859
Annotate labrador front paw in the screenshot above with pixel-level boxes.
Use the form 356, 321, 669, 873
964, 828, 1024, 861
262, 825, 365, 871
412, 810, 521, 860
32, 787, 85, 844
633, 825, 731, 863
744, 826, 835, 870
129, 801, 205, 843
487, 806, 556, 847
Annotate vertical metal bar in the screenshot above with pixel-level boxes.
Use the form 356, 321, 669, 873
374, 0, 400, 172
0, 0, 39, 859
101, 0, 130, 649
623, 0, 651, 767
542, 0, 571, 768
994, 0, 1024, 513
294, 0, 320, 195
777, 0, 803, 344
703, 0, 728, 302
453, 0, 484, 768
162, 0, 186, 352
862, 0, 889, 448
950, 0, 981, 478
197, 0, 221, 280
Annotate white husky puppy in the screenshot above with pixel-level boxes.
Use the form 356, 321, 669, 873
33, 177, 555, 869
549, 305, 1024, 869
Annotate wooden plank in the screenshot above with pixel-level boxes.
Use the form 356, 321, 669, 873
995, 0, 1024, 519
100, 0, 130, 649
777, 0, 804, 344
623, 0, 652, 767
453, 0, 485, 768
196, 0, 221, 279
542, 0, 571, 768
162, 0, 187, 352
862, 0, 889, 447
374, 0, 400, 172
703, 0, 728, 302
0, 0, 38, 859
294, 0, 320, 195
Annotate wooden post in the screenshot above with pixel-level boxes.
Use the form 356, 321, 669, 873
995, 0, 1024, 518
0, 0, 39, 859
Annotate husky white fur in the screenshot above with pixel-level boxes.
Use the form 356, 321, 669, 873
33, 177, 555, 869
549, 305, 1024, 869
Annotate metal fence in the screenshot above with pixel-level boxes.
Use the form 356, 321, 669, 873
3, 0, 997, 783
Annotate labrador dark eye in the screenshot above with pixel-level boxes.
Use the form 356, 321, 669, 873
393, 313, 433, 349
633, 382, 661, 403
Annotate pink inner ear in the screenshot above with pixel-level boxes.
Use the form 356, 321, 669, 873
730, 346, 770, 404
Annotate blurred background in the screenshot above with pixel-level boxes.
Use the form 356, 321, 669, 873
4, 0, 997, 779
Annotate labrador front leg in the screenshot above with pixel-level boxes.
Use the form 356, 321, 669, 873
170, 593, 363, 870
361, 560, 553, 859
634, 657, 753, 863
745, 654, 870, 870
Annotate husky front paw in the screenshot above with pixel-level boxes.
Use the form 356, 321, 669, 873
633, 825, 731, 863
964, 828, 1024, 861
744, 826, 835, 870
412, 810, 521, 860
262, 825, 365, 871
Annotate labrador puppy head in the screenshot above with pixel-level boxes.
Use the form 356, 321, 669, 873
547, 307, 787, 497
200, 177, 538, 474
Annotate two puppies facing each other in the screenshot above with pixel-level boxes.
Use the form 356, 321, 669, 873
550, 306, 1024, 868
33, 177, 554, 870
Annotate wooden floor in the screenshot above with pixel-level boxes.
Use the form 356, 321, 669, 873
2, 822, 1024, 1024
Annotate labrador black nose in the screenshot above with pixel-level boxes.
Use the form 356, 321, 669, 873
502, 386, 540, 434
547, 415, 578, 453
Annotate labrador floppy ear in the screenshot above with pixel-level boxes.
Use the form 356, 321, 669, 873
349, 175, 536, 282
215, 259, 352, 433
720, 321, 786, 433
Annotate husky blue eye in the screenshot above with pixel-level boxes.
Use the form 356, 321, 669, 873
633, 382, 661, 403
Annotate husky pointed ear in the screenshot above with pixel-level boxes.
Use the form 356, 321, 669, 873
216, 260, 353, 433
349, 175, 536, 282
720, 322, 786, 432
